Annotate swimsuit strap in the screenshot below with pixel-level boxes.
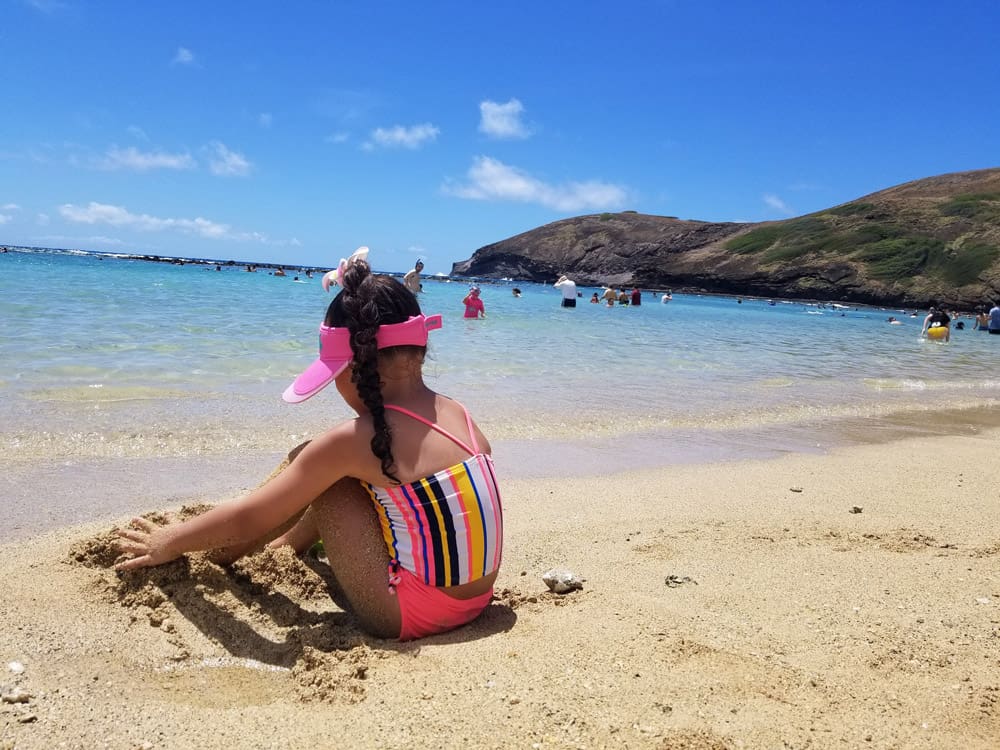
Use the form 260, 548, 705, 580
384, 402, 480, 456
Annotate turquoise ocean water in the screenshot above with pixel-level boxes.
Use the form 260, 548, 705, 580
3, 248, 1000, 479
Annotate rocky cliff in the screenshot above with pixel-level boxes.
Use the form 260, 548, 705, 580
451, 168, 1000, 308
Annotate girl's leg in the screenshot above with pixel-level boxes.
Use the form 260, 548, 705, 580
267, 505, 321, 554
310, 478, 402, 639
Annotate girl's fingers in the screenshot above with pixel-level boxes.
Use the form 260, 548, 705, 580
116, 539, 147, 555
115, 555, 152, 572
112, 516, 175, 571
130, 517, 157, 532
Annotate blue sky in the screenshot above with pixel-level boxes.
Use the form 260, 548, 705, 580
1, 1, 998, 274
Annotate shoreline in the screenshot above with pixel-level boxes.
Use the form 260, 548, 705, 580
2, 429, 998, 748
6, 403, 1000, 543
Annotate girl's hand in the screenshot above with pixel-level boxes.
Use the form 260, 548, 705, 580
115, 517, 181, 571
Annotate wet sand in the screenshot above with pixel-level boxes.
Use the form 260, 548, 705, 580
2, 426, 999, 749
7, 404, 1000, 542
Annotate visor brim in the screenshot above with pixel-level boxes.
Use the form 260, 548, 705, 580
281, 357, 350, 403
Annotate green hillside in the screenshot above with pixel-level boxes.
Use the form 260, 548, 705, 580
454, 168, 1000, 308
727, 193, 1000, 289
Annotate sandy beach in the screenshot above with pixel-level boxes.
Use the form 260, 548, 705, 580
2, 429, 999, 749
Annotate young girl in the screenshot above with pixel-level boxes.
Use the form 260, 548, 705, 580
116, 253, 503, 641
462, 286, 486, 318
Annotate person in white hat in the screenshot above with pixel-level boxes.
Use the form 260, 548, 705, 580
554, 274, 577, 308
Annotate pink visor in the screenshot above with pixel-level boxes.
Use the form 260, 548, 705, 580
283, 314, 443, 403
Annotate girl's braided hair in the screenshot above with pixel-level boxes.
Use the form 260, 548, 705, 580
326, 259, 423, 484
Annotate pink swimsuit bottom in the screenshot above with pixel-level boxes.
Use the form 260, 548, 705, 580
388, 560, 494, 641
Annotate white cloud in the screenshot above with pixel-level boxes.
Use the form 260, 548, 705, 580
98, 146, 196, 172
364, 123, 439, 150
258, 113, 273, 128
58, 201, 269, 242
206, 141, 252, 176
37, 213, 50, 225
479, 98, 530, 139
763, 193, 794, 216
127, 125, 149, 141
0, 202, 21, 223
325, 132, 350, 144
444, 156, 628, 212
172, 47, 195, 66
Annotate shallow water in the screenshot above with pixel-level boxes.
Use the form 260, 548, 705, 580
3, 248, 999, 465
4, 248, 1000, 538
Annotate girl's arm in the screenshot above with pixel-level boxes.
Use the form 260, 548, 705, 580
116, 423, 367, 570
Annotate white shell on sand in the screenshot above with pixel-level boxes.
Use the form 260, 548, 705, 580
542, 567, 585, 594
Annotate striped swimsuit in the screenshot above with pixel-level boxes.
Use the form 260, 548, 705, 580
362, 403, 503, 587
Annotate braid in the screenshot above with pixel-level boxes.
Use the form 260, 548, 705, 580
330, 259, 421, 485
337, 260, 399, 483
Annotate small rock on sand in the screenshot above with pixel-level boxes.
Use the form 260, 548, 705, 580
542, 568, 585, 594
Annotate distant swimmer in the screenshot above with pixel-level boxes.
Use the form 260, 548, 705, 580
630, 287, 642, 306
512, 288, 522, 298
590, 292, 600, 304
601, 287, 617, 306
887, 316, 903, 325
661, 294, 672, 304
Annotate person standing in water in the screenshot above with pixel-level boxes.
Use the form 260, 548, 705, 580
921, 306, 951, 342
463, 286, 486, 318
554, 275, 578, 308
989, 301, 1000, 335
404, 260, 424, 295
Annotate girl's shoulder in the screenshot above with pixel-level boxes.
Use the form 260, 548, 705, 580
305, 417, 389, 481
310, 417, 377, 456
